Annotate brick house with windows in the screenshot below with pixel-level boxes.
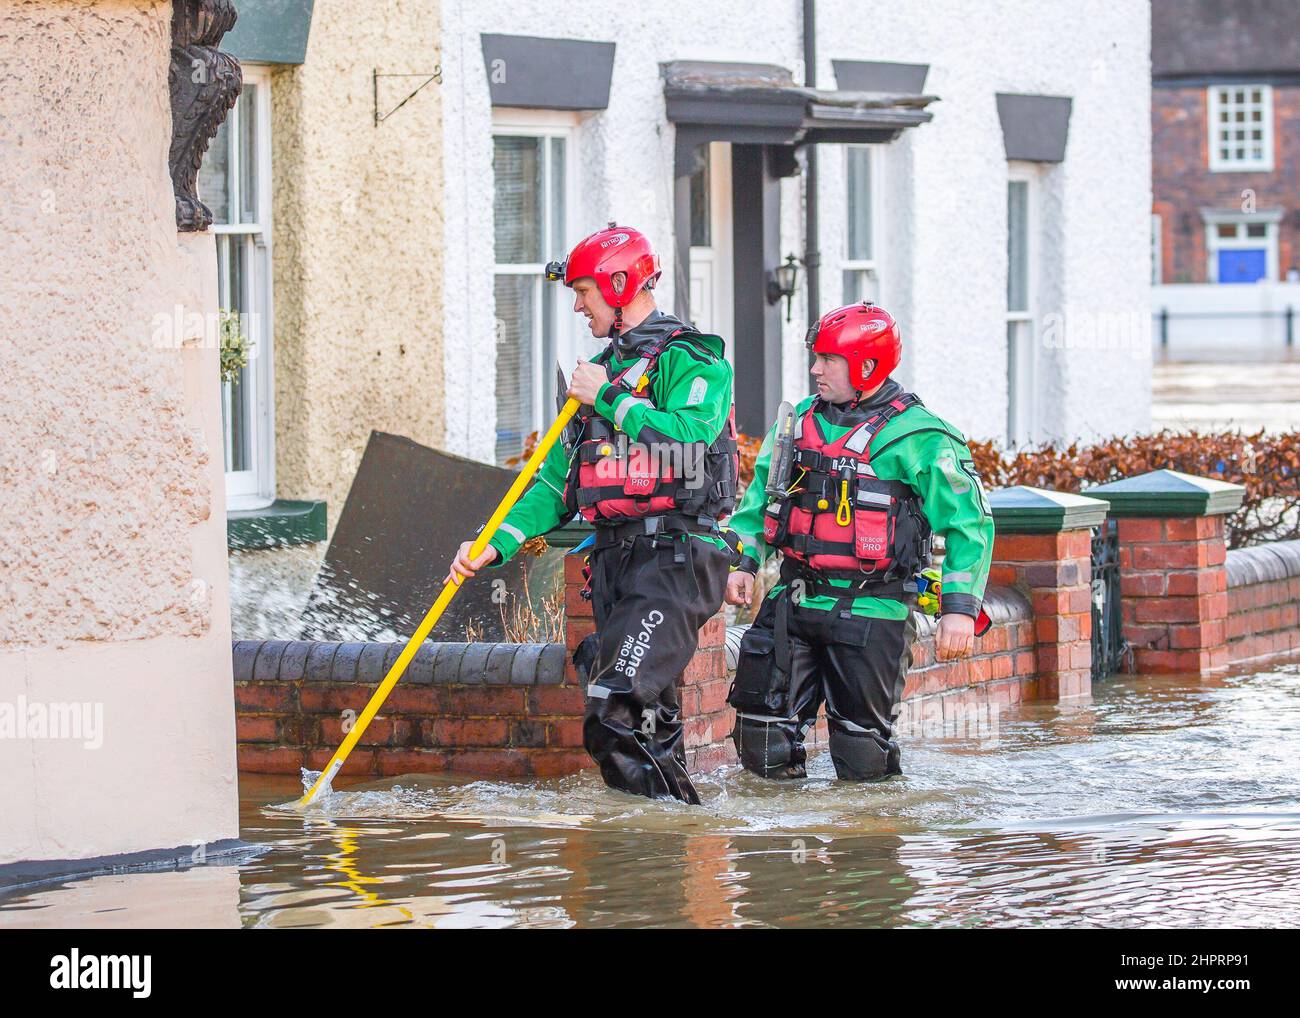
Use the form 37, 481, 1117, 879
1152, 0, 1300, 285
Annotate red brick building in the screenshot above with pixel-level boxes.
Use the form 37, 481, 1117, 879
1152, 0, 1300, 284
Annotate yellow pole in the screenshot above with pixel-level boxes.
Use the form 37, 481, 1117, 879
298, 396, 581, 806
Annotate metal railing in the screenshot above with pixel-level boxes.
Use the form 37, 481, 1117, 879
1090, 519, 1128, 679
1155, 307, 1296, 348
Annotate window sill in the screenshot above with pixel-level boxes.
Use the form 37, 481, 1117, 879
227, 499, 327, 551
1208, 163, 1275, 174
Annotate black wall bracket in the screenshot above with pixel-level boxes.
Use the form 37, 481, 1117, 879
373, 68, 442, 126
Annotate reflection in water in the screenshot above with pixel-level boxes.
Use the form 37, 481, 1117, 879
3, 662, 1299, 928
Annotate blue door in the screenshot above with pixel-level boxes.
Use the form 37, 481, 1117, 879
1218, 248, 1267, 283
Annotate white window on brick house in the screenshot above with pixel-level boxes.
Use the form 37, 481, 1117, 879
199, 65, 274, 510
1207, 84, 1273, 172
1006, 171, 1038, 447
491, 112, 580, 467
843, 145, 881, 303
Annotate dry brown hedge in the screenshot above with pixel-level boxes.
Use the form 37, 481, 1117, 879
970, 430, 1298, 548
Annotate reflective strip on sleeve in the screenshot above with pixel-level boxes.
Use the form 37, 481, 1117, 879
499, 522, 526, 544
613, 393, 636, 430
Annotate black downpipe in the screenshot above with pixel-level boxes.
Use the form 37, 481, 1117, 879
802, 0, 820, 366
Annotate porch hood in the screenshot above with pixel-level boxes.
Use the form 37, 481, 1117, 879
662, 60, 937, 174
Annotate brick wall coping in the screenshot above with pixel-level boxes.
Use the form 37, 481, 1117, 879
1226, 539, 1300, 588
989, 485, 1110, 534
1086, 468, 1245, 517
232, 639, 567, 686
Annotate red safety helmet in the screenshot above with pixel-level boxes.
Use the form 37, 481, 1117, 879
805, 301, 902, 394
545, 222, 661, 309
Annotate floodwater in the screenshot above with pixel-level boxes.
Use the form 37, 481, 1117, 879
1153, 351, 1300, 433
4, 659, 1299, 929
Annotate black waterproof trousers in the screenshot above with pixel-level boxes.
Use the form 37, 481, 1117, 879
573, 528, 731, 804
730, 591, 918, 781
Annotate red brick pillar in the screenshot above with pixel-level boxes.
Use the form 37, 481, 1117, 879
679, 613, 733, 772
1088, 470, 1244, 674
988, 487, 1111, 699
563, 551, 596, 677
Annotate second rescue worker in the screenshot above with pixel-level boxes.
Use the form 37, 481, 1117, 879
446, 224, 738, 804
724, 301, 994, 783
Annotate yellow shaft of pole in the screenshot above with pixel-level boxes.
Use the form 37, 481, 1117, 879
299, 396, 581, 806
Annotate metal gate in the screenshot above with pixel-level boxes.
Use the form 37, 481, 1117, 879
1090, 518, 1127, 679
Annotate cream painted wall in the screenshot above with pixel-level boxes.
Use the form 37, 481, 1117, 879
269, 0, 444, 531
0, 1, 238, 863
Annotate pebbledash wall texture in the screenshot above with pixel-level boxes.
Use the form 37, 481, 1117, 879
439, 0, 1152, 458
268, 0, 445, 532
0, 0, 238, 864
1152, 84, 1300, 284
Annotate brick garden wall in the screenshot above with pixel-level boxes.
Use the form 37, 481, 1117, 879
233, 580, 1039, 778
233, 531, 1300, 780
1225, 539, 1300, 663
232, 638, 586, 779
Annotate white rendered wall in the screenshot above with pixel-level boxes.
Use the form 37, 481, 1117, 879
442, 0, 1152, 455
816, 0, 1153, 444
441, 0, 802, 460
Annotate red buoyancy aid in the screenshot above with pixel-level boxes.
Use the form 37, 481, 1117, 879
762, 394, 930, 582
563, 330, 739, 526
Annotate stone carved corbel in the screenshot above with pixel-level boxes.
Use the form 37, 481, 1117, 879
169, 0, 242, 232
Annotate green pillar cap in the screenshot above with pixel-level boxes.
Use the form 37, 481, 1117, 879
1084, 469, 1245, 518
989, 485, 1110, 534
227, 498, 327, 550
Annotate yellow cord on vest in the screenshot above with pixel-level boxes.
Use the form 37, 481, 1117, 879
836, 479, 852, 525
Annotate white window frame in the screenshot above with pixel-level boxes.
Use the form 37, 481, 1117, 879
490, 110, 581, 464
688, 141, 735, 367
1151, 212, 1163, 286
842, 144, 884, 304
1203, 209, 1282, 283
1006, 166, 1038, 448
1207, 83, 1274, 173
212, 64, 275, 511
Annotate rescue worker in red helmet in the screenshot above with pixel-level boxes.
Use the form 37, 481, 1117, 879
724, 301, 994, 781
446, 224, 739, 804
